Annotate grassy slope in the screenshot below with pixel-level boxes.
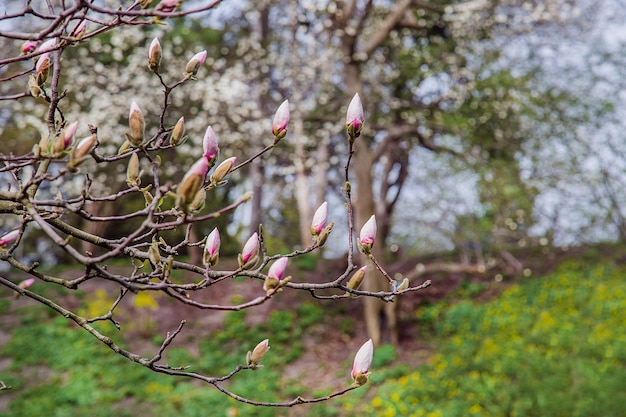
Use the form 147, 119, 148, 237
349, 260, 626, 417
1, 256, 625, 416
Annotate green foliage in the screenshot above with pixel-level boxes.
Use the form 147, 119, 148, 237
1, 298, 328, 416
363, 262, 626, 417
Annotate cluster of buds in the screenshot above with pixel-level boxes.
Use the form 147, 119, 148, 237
358, 215, 377, 255
238, 232, 259, 269
173, 125, 224, 212
272, 100, 290, 141
202, 227, 220, 268
263, 257, 290, 294
246, 339, 270, 370
351, 339, 374, 386
311, 201, 334, 246
345, 93, 364, 141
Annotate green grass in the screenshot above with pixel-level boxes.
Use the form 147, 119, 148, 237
1, 296, 329, 417
357, 260, 626, 417
4, 259, 625, 417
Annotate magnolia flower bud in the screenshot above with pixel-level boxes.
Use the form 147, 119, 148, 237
148, 238, 162, 268
128, 101, 145, 147
185, 50, 207, 76
396, 277, 409, 292
210, 157, 236, 185
0, 229, 20, 247
35, 53, 51, 85
351, 339, 374, 386
13, 277, 36, 299
28, 74, 43, 98
37, 38, 57, 53
272, 99, 290, 140
264, 257, 288, 293
316, 221, 334, 247
188, 187, 206, 213
176, 157, 209, 212
345, 93, 364, 140
52, 121, 78, 154
169, 116, 185, 146
156, 0, 179, 13
358, 215, 377, 254
148, 37, 162, 73
203, 227, 220, 268
68, 134, 97, 171
347, 265, 367, 292
202, 126, 219, 165
21, 40, 39, 55
126, 153, 140, 187
238, 232, 259, 269
19, 278, 36, 289
246, 339, 270, 369
311, 201, 328, 236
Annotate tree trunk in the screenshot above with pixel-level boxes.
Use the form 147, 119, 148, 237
293, 114, 312, 248
248, 5, 271, 236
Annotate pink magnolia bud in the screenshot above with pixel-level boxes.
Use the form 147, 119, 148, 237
53, 121, 78, 154
37, 38, 57, 53
247, 338, 270, 369
68, 134, 97, 171
0, 229, 20, 247
185, 50, 207, 76
210, 156, 236, 185
148, 37, 162, 73
176, 157, 209, 212
351, 339, 374, 386
170, 116, 185, 146
19, 278, 36, 289
311, 201, 328, 236
21, 40, 39, 55
35, 53, 51, 85
272, 99, 290, 139
128, 101, 145, 147
203, 227, 220, 267
203, 126, 219, 165
345, 93, 364, 140
264, 256, 289, 293
268, 257, 288, 280
238, 232, 259, 269
358, 215, 376, 254
156, 0, 179, 13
